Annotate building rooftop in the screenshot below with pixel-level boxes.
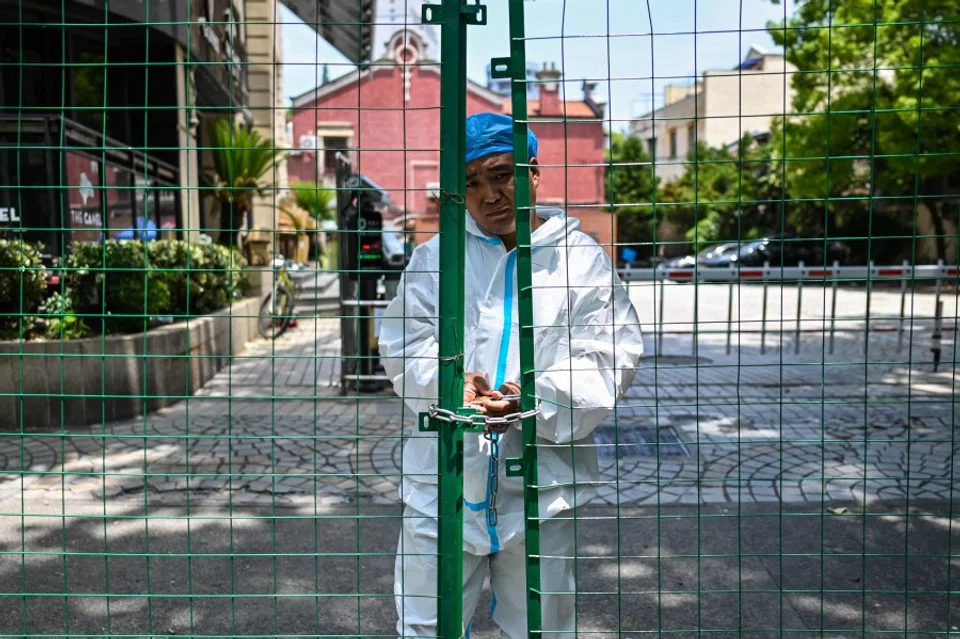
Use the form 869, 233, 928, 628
502, 100, 599, 119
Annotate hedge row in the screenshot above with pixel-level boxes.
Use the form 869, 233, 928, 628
0, 239, 250, 340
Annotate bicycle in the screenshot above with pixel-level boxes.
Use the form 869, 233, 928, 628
257, 256, 299, 339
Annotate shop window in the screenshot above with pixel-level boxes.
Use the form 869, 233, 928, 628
130, 175, 157, 240
0, 147, 57, 249
157, 188, 178, 240
0, 25, 64, 113
70, 40, 108, 133
104, 164, 133, 239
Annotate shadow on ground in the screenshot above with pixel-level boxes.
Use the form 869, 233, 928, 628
1, 499, 957, 638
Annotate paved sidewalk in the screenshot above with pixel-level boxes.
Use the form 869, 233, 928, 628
2, 311, 956, 508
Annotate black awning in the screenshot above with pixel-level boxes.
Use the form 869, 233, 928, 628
281, 0, 376, 66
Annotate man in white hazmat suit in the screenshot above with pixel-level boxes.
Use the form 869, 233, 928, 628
378, 112, 644, 638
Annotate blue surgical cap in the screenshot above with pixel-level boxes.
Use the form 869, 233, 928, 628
465, 112, 538, 164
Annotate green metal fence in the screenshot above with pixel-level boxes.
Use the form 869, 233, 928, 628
1, 0, 958, 638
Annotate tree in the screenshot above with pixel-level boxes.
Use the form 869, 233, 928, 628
767, 0, 960, 261
660, 135, 784, 249
606, 133, 658, 259
205, 119, 282, 248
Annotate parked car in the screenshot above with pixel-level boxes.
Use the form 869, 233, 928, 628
703, 237, 847, 268
663, 242, 743, 269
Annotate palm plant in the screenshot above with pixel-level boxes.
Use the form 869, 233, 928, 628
290, 181, 335, 222
205, 118, 282, 247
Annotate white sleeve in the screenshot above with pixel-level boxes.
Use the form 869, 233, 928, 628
535, 241, 645, 444
377, 244, 439, 418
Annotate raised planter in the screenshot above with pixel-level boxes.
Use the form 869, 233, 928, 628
0, 297, 261, 429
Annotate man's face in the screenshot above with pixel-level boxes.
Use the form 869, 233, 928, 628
464, 153, 540, 238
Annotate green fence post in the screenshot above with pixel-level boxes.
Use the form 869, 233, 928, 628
495, 0, 542, 635
426, 1, 487, 637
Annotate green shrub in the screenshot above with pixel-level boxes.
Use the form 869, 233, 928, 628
148, 240, 249, 315
188, 243, 249, 315
0, 240, 47, 340
36, 291, 90, 340
66, 240, 174, 334
66, 239, 249, 335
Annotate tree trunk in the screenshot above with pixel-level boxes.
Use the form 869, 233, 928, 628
218, 200, 244, 248
929, 199, 948, 263
921, 174, 956, 263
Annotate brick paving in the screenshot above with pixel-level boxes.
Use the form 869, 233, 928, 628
1, 284, 957, 509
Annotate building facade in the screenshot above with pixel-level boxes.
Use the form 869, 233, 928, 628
0, 0, 383, 260
287, 28, 614, 254
0, 0, 254, 256
631, 46, 796, 183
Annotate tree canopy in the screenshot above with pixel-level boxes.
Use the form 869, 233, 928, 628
660, 135, 784, 250
606, 132, 658, 259
767, 0, 960, 260
609, 1, 958, 263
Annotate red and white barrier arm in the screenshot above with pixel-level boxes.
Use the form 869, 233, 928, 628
616, 263, 960, 283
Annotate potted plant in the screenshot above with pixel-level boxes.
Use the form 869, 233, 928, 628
291, 181, 335, 263
205, 119, 282, 248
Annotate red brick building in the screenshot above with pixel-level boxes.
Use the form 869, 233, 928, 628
287, 29, 615, 254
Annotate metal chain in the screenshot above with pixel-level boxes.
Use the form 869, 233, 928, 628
426, 396, 538, 429
486, 431, 500, 528
426, 406, 488, 428
427, 399, 541, 530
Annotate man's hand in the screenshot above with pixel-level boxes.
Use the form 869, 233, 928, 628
474, 382, 521, 433
498, 381, 520, 398
463, 377, 524, 434
463, 372, 500, 406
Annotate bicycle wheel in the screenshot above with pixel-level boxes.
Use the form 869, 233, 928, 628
257, 287, 294, 340
281, 282, 298, 330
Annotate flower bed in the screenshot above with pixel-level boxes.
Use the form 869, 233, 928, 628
0, 239, 256, 429
0, 297, 260, 429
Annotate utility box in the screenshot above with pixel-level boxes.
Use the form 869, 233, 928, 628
336, 155, 391, 393
339, 175, 387, 279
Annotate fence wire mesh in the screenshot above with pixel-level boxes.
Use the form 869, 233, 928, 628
0, 0, 957, 638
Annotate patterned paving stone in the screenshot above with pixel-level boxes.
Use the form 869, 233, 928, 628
1, 318, 957, 508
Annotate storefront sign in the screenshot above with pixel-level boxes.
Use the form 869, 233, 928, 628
70, 209, 103, 228
0, 207, 21, 224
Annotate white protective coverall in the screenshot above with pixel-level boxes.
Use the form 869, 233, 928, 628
378, 207, 644, 638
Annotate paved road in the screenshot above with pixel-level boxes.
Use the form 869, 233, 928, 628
625, 279, 958, 335
1, 499, 955, 639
